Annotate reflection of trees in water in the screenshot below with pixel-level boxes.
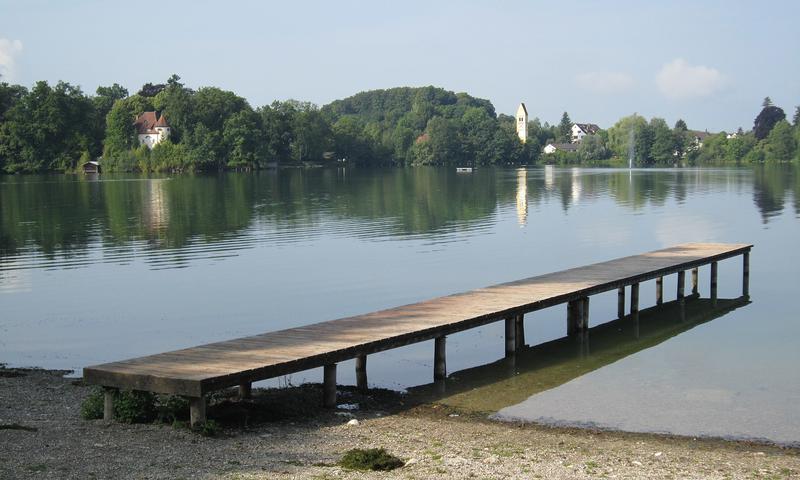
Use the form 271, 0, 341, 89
751, 164, 796, 224
258, 167, 499, 235
0, 176, 99, 256
526, 168, 748, 213
0, 168, 500, 258
1, 165, 797, 260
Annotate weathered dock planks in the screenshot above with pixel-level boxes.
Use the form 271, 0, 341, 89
83, 242, 751, 425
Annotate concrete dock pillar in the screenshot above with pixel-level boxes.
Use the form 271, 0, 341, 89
692, 268, 699, 295
581, 297, 590, 330
710, 261, 718, 303
505, 317, 517, 357
355, 355, 368, 392
617, 286, 625, 318
238, 382, 252, 399
514, 314, 525, 350
189, 396, 207, 427
567, 300, 582, 336
630, 283, 640, 315
743, 251, 750, 297
103, 388, 116, 422
434, 336, 447, 380
677, 270, 686, 321
323, 364, 337, 408
656, 277, 663, 305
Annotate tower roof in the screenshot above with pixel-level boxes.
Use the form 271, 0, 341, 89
154, 113, 169, 128
133, 111, 157, 134
134, 111, 169, 134
517, 103, 528, 116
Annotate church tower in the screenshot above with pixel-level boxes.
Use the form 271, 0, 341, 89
516, 103, 528, 143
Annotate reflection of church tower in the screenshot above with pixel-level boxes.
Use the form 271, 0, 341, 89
571, 167, 582, 203
516, 103, 528, 143
516, 168, 528, 226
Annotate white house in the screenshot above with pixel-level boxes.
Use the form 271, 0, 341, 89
689, 130, 711, 149
544, 142, 578, 154
571, 123, 600, 143
516, 103, 528, 143
134, 111, 171, 149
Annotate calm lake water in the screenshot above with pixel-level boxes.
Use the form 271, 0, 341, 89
2, 166, 799, 445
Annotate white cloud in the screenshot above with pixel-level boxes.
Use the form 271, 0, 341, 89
574, 71, 634, 94
0, 38, 23, 82
656, 58, 724, 99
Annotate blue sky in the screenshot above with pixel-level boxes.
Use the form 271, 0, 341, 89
1, 0, 798, 132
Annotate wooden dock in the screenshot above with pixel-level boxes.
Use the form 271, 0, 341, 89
83, 242, 751, 425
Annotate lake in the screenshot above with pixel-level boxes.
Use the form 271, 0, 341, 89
1, 166, 798, 445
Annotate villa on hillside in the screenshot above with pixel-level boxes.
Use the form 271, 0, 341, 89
571, 123, 600, 143
134, 111, 171, 149
689, 130, 712, 149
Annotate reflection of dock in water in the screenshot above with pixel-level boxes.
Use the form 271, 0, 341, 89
407, 295, 751, 413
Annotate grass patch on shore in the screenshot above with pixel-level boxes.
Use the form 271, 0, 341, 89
81, 388, 189, 424
338, 448, 404, 471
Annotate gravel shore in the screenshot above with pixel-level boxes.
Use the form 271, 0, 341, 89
1, 367, 798, 479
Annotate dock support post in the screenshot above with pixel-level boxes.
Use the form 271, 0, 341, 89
692, 268, 699, 295
617, 287, 625, 318
710, 261, 718, 303
581, 297, 590, 330
238, 382, 252, 399
630, 283, 639, 315
103, 388, 116, 422
434, 336, 447, 380
514, 314, 525, 350
677, 270, 686, 322
189, 396, 207, 427
323, 364, 337, 408
567, 300, 580, 336
505, 317, 517, 357
743, 251, 750, 297
656, 277, 663, 305
355, 355, 368, 392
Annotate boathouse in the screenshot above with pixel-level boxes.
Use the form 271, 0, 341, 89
82, 160, 101, 174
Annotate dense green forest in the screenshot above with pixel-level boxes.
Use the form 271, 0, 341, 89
0, 75, 797, 173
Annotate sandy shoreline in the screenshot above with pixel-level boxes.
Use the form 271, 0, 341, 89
1, 367, 798, 479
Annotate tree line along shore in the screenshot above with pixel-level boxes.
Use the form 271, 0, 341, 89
0, 75, 798, 174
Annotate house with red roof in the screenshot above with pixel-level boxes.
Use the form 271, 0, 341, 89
134, 111, 171, 149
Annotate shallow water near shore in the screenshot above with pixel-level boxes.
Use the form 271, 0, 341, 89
1, 165, 799, 444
